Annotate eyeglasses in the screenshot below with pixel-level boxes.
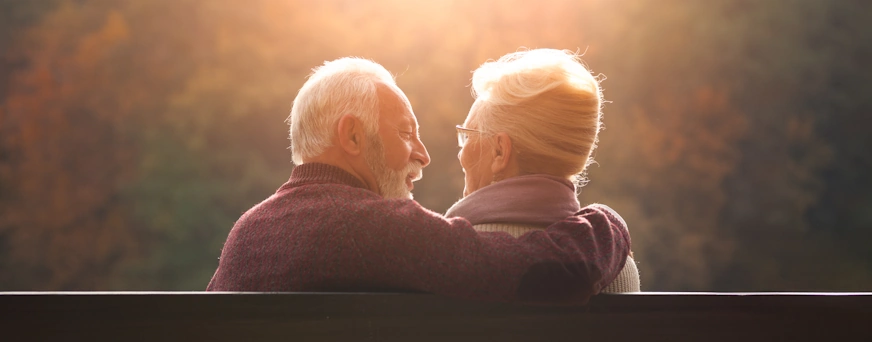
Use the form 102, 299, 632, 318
456, 125, 483, 147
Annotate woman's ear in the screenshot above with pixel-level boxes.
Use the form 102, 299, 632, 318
336, 114, 363, 156
490, 132, 513, 175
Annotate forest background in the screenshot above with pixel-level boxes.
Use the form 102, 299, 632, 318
1, 0, 871, 291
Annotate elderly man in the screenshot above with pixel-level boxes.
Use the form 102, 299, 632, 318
206, 57, 631, 304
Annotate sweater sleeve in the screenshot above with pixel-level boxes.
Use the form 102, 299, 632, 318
304, 195, 630, 305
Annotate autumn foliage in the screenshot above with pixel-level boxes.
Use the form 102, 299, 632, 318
1, 0, 870, 291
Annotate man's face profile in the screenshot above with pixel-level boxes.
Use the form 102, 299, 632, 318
364, 85, 429, 199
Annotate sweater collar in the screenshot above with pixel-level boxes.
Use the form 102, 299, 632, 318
279, 163, 369, 192
445, 174, 581, 226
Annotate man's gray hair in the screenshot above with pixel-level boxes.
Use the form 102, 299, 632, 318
287, 57, 397, 165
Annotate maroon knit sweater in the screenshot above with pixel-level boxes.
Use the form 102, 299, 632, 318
206, 163, 630, 305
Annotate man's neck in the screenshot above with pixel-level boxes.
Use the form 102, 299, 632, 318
303, 149, 378, 194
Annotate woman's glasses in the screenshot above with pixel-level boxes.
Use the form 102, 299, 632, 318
456, 125, 483, 147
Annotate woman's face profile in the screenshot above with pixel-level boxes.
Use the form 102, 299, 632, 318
458, 106, 496, 197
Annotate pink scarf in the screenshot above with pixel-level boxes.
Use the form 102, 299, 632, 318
445, 174, 581, 226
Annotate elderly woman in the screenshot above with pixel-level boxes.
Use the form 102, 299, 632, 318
446, 49, 640, 293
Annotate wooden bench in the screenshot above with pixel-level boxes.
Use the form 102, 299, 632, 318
2, 292, 870, 341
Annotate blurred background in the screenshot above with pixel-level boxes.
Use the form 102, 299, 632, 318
1, 0, 871, 291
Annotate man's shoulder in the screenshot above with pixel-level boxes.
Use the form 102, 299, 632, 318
582, 203, 627, 229
269, 182, 427, 217
230, 183, 383, 232
281, 182, 380, 204
294, 183, 447, 224
233, 182, 448, 235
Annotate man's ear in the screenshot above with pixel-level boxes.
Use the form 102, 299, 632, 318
337, 114, 364, 156
490, 132, 513, 175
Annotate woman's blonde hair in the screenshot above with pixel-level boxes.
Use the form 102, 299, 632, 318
470, 48, 603, 186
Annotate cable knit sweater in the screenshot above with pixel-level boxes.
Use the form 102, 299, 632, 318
446, 174, 641, 293
207, 163, 631, 305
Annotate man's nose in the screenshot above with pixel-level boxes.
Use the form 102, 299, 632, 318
413, 138, 431, 168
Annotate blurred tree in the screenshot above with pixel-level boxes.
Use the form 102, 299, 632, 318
2, 0, 870, 291
576, 1, 750, 290
0, 0, 61, 96
714, 0, 872, 291
0, 2, 138, 289
806, 0, 872, 264
116, 0, 305, 289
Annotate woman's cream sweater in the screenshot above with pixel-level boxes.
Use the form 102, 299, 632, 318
474, 222, 641, 293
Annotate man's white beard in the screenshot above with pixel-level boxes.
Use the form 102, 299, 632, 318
364, 135, 422, 200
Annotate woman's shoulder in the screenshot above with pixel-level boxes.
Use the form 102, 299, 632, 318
601, 255, 642, 293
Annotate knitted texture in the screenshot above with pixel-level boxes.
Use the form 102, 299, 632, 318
475, 223, 641, 292
206, 163, 630, 305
